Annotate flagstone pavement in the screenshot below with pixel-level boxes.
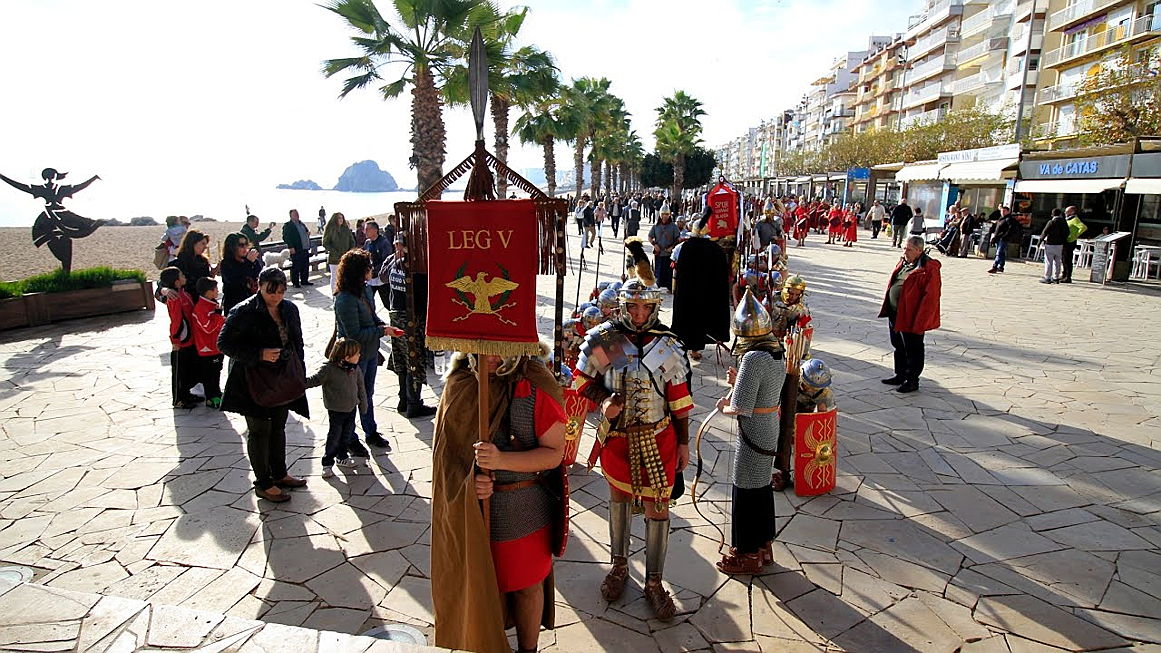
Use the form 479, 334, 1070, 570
1, 225, 1160, 653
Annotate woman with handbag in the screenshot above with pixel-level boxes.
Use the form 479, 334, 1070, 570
334, 250, 394, 452
218, 267, 309, 503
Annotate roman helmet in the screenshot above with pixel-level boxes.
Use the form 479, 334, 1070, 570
617, 279, 663, 332
576, 301, 596, 318
732, 288, 773, 338
597, 288, 620, 315
562, 317, 585, 348
580, 305, 605, 330
769, 270, 784, 293
781, 274, 807, 304
801, 358, 833, 389
608, 281, 623, 292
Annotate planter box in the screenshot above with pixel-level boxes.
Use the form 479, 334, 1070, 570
0, 280, 155, 331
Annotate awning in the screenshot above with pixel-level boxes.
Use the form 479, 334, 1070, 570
793, 176, 812, 183
938, 158, 1019, 181
896, 162, 945, 182
1014, 178, 1125, 193
1126, 178, 1161, 194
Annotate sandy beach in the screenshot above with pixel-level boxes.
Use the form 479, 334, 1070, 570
0, 214, 391, 282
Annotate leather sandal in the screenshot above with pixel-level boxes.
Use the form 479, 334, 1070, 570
254, 487, 290, 503
600, 561, 630, 602
644, 579, 676, 621
761, 542, 774, 567
716, 549, 764, 575
771, 469, 792, 492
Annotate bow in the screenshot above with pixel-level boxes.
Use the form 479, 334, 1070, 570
691, 405, 727, 554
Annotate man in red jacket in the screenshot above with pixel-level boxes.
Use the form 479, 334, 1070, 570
878, 236, 941, 393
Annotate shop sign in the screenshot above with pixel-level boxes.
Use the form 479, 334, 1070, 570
1019, 154, 1130, 180
938, 143, 1021, 164
846, 167, 870, 180
1131, 152, 1161, 178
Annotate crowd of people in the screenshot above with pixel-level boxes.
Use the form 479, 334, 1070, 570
155, 208, 436, 501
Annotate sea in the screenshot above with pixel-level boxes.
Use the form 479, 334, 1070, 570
0, 185, 468, 227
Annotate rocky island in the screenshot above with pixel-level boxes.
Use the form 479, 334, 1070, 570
276, 179, 323, 190
276, 160, 399, 193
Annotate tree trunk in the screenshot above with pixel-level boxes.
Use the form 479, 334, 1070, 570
544, 137, 557, 198
591, 156, 601, 200
619, 163, 629, 194
672, 152, 685, 206
604, 160, 612, 199
491, 95, 510, 197
574, 139, 585, 199
412, 65, 446, 194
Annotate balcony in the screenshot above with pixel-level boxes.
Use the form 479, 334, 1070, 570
908, 53, 958, 84
1047, 0, 1125, 32
1037, 119, 1079, 138
911, 24, 962, 59
910, 0, 966, 37
956, 37, 1010, 66
902, 82, 952, 109
960, 1, 1015, 37
1038, 81, 1080, 103
1005, 67, 1038, 88
951, 67, 1005, 94
1009, 24, 1045, 52
1042, 14, 1161, 68
1014, 0, 1049, 21
901, 107, 949, 127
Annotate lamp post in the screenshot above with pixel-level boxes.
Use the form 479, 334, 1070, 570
895, 45, 910, 131
1013, 12, 1038, 142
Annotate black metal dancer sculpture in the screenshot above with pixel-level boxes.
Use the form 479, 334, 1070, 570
0, 168, 105, 273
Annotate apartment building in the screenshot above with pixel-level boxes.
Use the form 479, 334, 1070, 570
851, 36, 909, 133
1036, 0, 1161, 141
950, 0, 1046, 116
899, 0, 965, 127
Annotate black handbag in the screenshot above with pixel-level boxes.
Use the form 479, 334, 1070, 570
245, 350, 306, 408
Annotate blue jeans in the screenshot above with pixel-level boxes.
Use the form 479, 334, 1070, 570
357, 355, 378, 437
993, 241, 1008, 271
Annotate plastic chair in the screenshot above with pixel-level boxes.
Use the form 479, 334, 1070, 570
1073, 240, 1093, 269
1026, 234, 1042, 262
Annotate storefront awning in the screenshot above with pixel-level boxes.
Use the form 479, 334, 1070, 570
1126, 178, 1161, 194
896, 162, 944, 182
938, 158, 1019, 181
793, 176, 812, 183
1013, 179, 1125, 193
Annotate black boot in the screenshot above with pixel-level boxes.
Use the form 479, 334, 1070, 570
396, 373, 408, 412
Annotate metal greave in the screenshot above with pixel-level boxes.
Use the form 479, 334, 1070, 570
609, 500, 632, 561
645, 517, 670, 579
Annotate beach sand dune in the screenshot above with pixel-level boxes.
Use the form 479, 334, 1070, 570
0, 213, 391, 282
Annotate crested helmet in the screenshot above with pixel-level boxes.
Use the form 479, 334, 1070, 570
618, 279, 663, 332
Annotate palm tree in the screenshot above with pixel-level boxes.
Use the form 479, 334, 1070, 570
443, 7, 559, 196
321, 0, 488, 193
513, 99, 578, 197
654, 91, 706, 201
559, 77, 613, 199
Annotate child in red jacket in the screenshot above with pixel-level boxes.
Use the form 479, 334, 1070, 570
192, 277, 226, 408
158, 267, 198, 408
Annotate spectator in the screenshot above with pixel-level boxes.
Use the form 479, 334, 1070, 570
306, 337, 367, 478
1062, 205, 1088, 283
868, 199, 886, 239
219, 232, 263, 313
241, 214, 274, 247
1040, 208, 1070, 284
354, 219, 368, 248
988, 206, 1020, 274
334, 250, 394, 451
217, 267, 309, 503
158, 266, 198, 409
163, 216, 188, 257
322, 212, 356, 293
282, 209, 312, 288
191, 277, 225, 409
890, 199, 913, 248
610, 196, 623, 236
377, 234, 437, 419
648, 208, 681, 290
908, 208, 926, 239
361, 221, 392, 307
170, 229, 217, 301
878, 236, 941, 393
755, 212, 776, 249
625, 200, 642, 237
582, 200, 596, 248
957, 210, 980, 258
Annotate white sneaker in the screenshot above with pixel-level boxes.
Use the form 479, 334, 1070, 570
322, 466, 334, 479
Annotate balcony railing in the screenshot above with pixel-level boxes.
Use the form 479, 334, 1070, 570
1038, 81, 1080, 103
911, 24, 962, 58
1015, 0, 1049, 20
1042, 14, 1161, 68
1047, 0, 1123, 32
960, 1, 1015, 37
1037, 119, 1079, 138
957, 37, 1010, 64
909, 53, 958, 83
902, 107, 949, 127
902, 82, 952, 109
951, 67, 1005, 93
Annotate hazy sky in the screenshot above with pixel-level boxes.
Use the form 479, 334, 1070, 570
1, 0, 918, 197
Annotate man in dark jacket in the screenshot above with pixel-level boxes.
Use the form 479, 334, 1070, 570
987, 206, 1020, 274
281, 209, 312, 287
879, 236, 941, 393
1040, 208, 1070, 284
891, 200, 914, 248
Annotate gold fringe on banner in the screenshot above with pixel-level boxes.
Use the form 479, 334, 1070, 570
426, 336, 544, 358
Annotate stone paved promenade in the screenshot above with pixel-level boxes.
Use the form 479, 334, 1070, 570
1, 226, 1159, 652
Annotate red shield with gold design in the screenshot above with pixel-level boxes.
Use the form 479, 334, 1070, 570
794, 407, 837, 496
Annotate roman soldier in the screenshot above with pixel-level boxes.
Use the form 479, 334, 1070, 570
798, 358, 837, 413
713, 289, 784, 574
770, 274, 812, 354
572, 279, 693, 621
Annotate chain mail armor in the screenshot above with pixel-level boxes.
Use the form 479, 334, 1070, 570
490, 392, 554, 542
730, 349, 784, 489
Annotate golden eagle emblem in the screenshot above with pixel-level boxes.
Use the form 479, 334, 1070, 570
800, 411, 837, 490
446, 266, 520, 325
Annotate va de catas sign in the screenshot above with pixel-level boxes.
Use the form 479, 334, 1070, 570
425, 200, 541, 357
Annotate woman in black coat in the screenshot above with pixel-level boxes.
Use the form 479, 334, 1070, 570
219, 232, 263, 313
218, 267, 309, 502
170, 229, 217, 300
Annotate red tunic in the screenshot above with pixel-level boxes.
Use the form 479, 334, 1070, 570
828, 209, 843, 235
596, 381, 693, 501
844, 213, 858, 243
489, 379, 567, 593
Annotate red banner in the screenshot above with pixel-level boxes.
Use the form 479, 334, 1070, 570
794, 407, 837, 496
425, 200, 540, 356
706, 182, 740, 240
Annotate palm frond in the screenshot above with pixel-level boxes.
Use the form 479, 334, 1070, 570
380, 77, 408, 99
339, 70, 382, 98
